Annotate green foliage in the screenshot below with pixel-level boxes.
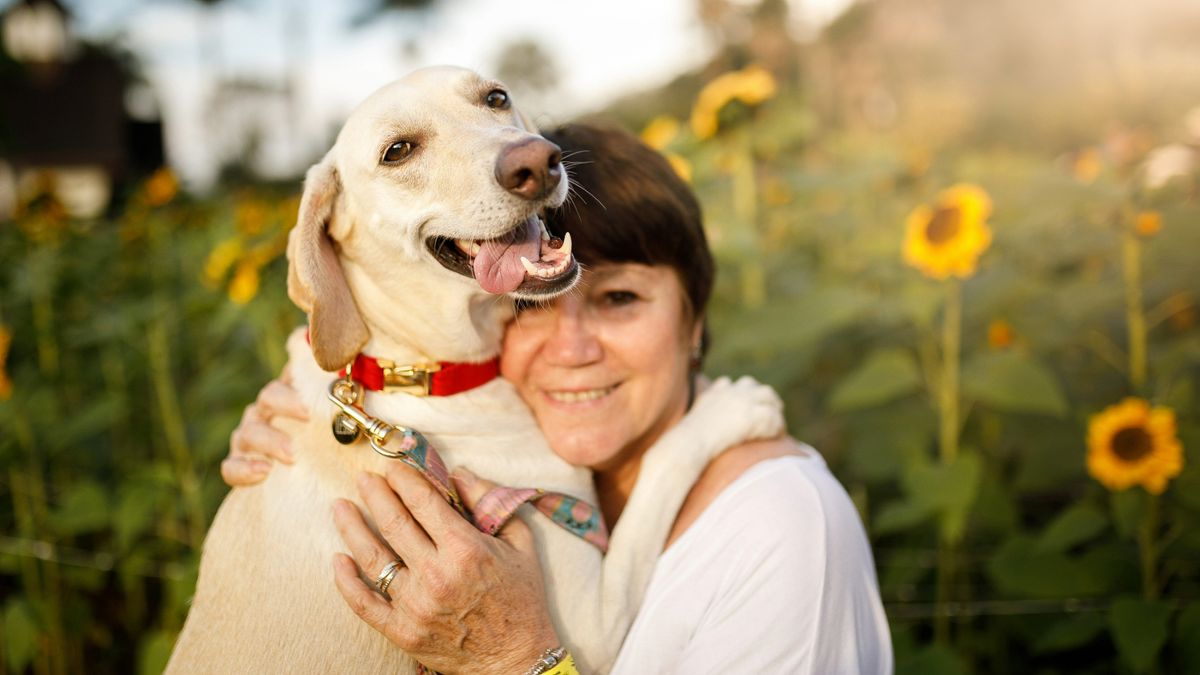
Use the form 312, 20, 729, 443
962, 351, 1069, 417
828, 348, 922, 412
673, 36, 1200, 669
0, 184, 302, 671
1108, 597, 1172, 673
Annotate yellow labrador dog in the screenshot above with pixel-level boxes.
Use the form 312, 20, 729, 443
167, 66, 784, 673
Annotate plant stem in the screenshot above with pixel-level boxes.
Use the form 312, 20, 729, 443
147, 318, 207, 551
1139, 493, 1161, 600
934, 278, 963, 645
733, 130, 764, 308
1121, 227, 1147, 393
940, 279, 962, 464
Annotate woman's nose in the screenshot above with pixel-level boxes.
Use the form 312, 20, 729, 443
544, 307, 603, 366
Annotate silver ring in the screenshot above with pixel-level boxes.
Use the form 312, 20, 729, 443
375, 559, 402, 594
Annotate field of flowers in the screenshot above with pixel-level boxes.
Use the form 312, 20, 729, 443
2, 64, 1199, 674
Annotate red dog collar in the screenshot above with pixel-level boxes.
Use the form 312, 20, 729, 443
341, 353, 499, 396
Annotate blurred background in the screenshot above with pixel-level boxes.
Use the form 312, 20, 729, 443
1, 0, 1198, 672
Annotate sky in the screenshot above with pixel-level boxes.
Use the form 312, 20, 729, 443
20, 0, 851, 188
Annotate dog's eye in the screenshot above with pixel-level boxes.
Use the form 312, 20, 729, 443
382, 141, 415, 164
485, 89, 510, 110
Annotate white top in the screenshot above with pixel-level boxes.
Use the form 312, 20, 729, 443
609, 452, 893, 674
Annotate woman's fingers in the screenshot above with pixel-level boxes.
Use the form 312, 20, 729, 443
219, 456, 271, 486
357, 473, 437, 564
451, 469, 535, 551
332, 499, 408, 588
230, 404, 295, 465
383, 464, 479, 548
332, 553, 395, 629
256, 378, 310, 422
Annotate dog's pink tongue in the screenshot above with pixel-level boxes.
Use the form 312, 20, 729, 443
473, 217, 542, 294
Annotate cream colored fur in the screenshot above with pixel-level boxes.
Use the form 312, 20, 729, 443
167, 66, 785, 674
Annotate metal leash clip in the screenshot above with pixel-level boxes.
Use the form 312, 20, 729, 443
327, 379, 412, 460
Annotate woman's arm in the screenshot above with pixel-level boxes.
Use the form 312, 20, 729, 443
221, 368, 309, 486
332, 464, 568, 675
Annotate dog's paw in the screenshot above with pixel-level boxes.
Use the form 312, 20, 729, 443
668, 376, 787, 459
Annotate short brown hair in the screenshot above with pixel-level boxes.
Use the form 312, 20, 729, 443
542, 123, 715, 324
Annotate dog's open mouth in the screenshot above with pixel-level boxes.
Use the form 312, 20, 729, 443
426, 215, 579, 298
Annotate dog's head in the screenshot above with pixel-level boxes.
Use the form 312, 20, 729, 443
287, 66, 579, 370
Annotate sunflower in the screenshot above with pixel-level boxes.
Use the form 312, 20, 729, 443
1087, 398, 1184, 495
1134, 210, 1162, 238
143, 168, 179, 207
690, 65, 777, 140
640, 115, 681, 150
902, 183, 993, 280
987, 319, 1015, 350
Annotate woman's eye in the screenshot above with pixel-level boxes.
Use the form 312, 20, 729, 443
601, 290, 639, 306
382, 141, 415, 164
485, 89, 510, 110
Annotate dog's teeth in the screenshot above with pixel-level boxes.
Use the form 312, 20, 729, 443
456, 239, 481, 256
520, 256, 538, 276
539, 219, 551, 241
560, 232, 572, 257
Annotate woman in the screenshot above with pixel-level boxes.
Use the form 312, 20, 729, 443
224, 123, 892, 674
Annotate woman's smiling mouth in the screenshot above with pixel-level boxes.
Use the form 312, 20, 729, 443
544, 385, 619, 404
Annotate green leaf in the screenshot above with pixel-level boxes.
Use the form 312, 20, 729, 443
988, 536, 1126, 598
905, 453, 983, 543
51, 395, 127, 450
3, 598, 38, 672
845, 400, 935, 484
1109, 597, 1171, 673
49, 481, 109, 537
1111, 488, 1145, 540
138, 630, 176, 675
1035, 501, 1107, 553
962, 351, 1069, 417
115, 485, 160, 551
1174, 603, 1200, 674
873, 499, 938, 535
873, 453, 983, 541
1033, 613, 1107, 653
895, 643, 969, 675
828, 348, 922, 412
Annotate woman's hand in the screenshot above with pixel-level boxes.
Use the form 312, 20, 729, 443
332, 465, 561, 675
220, 366, 310, 487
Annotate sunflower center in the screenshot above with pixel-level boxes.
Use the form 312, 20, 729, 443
1112, 426, 1153, 462
925, 206, 963, 245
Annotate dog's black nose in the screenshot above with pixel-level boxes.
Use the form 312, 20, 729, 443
495, 137, 563, 201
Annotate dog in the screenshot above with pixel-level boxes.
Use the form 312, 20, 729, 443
166, 66, 785, 673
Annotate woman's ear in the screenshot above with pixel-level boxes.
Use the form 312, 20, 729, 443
689, 318, 707, 367
287, 151, 370, 371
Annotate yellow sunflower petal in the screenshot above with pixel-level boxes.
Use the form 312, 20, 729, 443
641, 115, 681, 151
902, 184, 994, 280
1087, 398, 1185, 494
227, 263, 261, 305
1135, 210, 1162, 238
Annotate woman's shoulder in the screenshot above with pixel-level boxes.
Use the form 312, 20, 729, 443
665, 436, 829, 548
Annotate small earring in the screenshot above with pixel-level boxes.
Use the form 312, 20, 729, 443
690, 343, 702, 363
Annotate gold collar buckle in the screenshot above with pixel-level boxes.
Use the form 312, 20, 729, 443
378, 360, 442, 396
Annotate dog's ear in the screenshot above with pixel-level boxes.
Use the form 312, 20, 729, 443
287, 152, 370, 371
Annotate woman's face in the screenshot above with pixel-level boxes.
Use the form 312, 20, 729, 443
500, 263, 700, 472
